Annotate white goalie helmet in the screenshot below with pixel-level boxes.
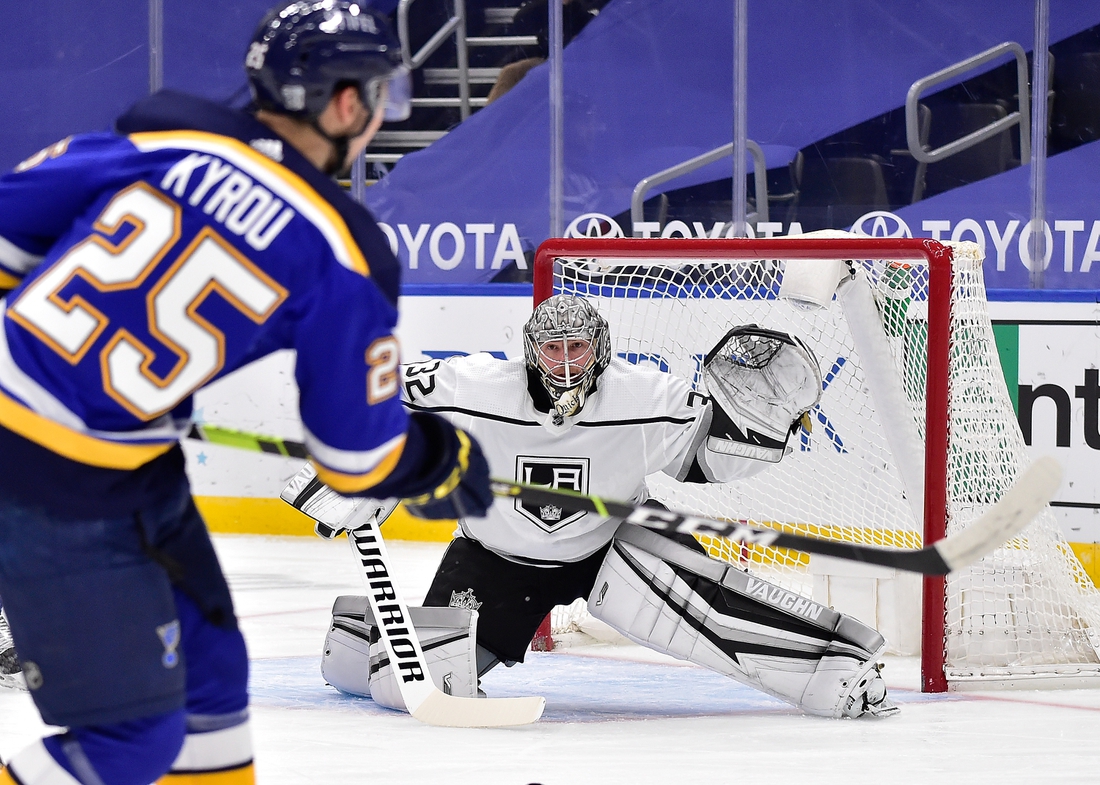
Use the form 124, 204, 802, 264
523, 295, 612, 420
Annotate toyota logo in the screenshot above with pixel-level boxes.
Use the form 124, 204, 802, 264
565, 213, 626, 239
851, 211, 912, 238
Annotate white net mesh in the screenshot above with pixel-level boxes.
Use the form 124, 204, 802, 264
543, 239, 1100, 682
944, 258, 1100, 678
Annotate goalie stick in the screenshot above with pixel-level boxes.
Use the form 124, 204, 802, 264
187, 424, 544, 726
492, 456, 1062, 576
344, 489, 545, 727
185, 424, 1062, 575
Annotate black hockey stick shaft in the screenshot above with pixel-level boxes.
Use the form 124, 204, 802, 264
491, 456, 1062, 576
184, 424, 1060, 576
492, 480, 948, 573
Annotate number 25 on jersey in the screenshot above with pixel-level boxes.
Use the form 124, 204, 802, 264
8, 183, 288, 420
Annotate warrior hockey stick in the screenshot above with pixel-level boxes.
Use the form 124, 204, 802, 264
491, 456, 1062, 576
187, 426, 545, 726
344, 500, 546, 727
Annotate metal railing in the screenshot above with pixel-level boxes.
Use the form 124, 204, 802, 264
906, 41, 1032, 166
398, 0, 472, 119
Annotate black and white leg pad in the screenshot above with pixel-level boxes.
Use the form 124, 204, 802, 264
320, 596, 479, 711
588, 524, 899, 718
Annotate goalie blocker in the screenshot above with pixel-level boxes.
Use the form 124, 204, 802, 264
590, 523, 899, 718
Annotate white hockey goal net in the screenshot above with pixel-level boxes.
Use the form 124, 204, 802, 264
531, 235, 1100, 691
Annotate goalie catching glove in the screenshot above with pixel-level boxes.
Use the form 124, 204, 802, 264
703, 325, 822, 463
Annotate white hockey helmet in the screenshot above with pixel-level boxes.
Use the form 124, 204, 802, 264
523, 295, 611, 420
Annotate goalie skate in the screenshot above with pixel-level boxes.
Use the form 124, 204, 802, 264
844, 663, 899, 718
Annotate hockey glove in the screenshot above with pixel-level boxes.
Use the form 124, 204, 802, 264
281, 461, 403, 538
402, 426, 493, 520
703, 325, 822, 462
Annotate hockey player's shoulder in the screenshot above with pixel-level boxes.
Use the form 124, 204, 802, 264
450, 354, 528, 401
115, 90, 401, 304
603, 356, 689, 392
593, 358, 697, 417
450, 352, 522, 378
404, 353, 518, 396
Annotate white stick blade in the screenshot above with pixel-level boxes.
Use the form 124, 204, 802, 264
934, 456, 1063, 571
347, 518, 546, 728
411, 691, 546, 728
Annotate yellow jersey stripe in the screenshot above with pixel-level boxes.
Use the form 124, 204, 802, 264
0, 268, 20, 290
0, 388, 174, 469
157, 763, 255, 784
0, 768, 17, 785
313, 436, 407, 493
128, 130, 369, 277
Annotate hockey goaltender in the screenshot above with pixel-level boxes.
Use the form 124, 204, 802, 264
284, 294, 899, 719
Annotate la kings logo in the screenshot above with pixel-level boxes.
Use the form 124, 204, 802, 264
515, 456, 589, 532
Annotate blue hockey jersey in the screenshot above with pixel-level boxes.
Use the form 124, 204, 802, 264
0, 92, 413, 503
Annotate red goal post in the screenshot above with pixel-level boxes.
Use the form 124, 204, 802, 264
528, 236, 1100, 693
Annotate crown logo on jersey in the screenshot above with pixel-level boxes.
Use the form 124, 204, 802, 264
449, 589, 482, 611
539, 504, 563, 522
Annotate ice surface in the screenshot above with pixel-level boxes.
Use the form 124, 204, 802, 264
3, 534, 1100, 784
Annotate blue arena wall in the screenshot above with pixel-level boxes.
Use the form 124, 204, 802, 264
3, 0, 1100, 290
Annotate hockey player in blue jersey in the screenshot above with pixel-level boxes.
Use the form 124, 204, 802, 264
0, 3, 491, 784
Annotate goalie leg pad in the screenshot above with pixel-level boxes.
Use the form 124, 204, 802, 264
588, 523, 897, 718
321, 597, 479, 711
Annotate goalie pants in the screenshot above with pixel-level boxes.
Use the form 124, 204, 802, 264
0, 476, 252, 785
423, 529, 708, 664
423, 535, 613, 663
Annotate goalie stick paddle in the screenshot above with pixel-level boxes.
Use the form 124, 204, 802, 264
344, 501, 545, 728
491, 456, 1063, 576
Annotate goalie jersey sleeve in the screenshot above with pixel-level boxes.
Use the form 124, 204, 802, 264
0, 94, 417, 510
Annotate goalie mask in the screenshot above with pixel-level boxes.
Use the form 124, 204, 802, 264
523, 295, 611, 422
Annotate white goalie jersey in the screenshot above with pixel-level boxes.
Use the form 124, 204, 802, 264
401, 353, 768, 564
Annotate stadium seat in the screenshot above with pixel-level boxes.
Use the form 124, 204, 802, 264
788, 155, 890, 231
1051, 51, 1100, 149
921, 103, 1016, 199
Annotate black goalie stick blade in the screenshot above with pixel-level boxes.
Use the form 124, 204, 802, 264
491, 457, 1062, 576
